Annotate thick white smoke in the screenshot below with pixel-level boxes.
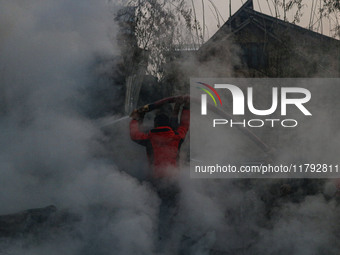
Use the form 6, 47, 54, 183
0, 1, 339, 255
0, 1, 159, 254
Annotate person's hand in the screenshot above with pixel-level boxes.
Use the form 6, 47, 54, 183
173, 96, 184, 113
174, 96, 184, 105
130, 109, 139, 120
130, 109, 145, 120
183, 95, 190, 109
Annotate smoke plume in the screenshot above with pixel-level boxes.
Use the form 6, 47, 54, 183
0, 1, 339, 255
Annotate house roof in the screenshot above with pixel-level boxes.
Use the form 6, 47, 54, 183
202, 0, 339, 48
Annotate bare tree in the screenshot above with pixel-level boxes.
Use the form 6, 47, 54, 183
125, 0, 202, 80
321, 0, 340, 38
265, 0, 340, 38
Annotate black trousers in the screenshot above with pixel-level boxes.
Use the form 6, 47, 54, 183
150, 179, 180, 243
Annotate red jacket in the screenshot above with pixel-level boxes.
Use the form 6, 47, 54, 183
130, 109, 190, 178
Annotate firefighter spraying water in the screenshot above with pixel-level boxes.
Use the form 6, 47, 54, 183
129, 96, 190, 250
129, 96, 190, 178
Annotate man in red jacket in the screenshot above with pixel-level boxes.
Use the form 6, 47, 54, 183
129, 97, 190, 179
130, 97, 190, 248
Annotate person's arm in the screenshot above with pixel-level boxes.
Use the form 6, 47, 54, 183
176, 97, 190, 139
129, 110, 148, 145
170, 97, 183, 129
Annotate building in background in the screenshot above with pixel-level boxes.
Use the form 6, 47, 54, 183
197, 0, 340, 78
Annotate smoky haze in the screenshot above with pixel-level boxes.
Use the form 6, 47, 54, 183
167, 26, 340, 253
0, 0, 120, 213
0, 1, 340, 255
0, 1, 159, 254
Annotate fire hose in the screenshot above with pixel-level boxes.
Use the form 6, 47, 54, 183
133, 95, 273, 156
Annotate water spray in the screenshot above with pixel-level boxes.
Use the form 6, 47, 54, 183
98, 115, 130, 128
99, 95, 273, 157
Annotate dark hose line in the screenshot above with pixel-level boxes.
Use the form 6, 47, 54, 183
136, 95, 272, 156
